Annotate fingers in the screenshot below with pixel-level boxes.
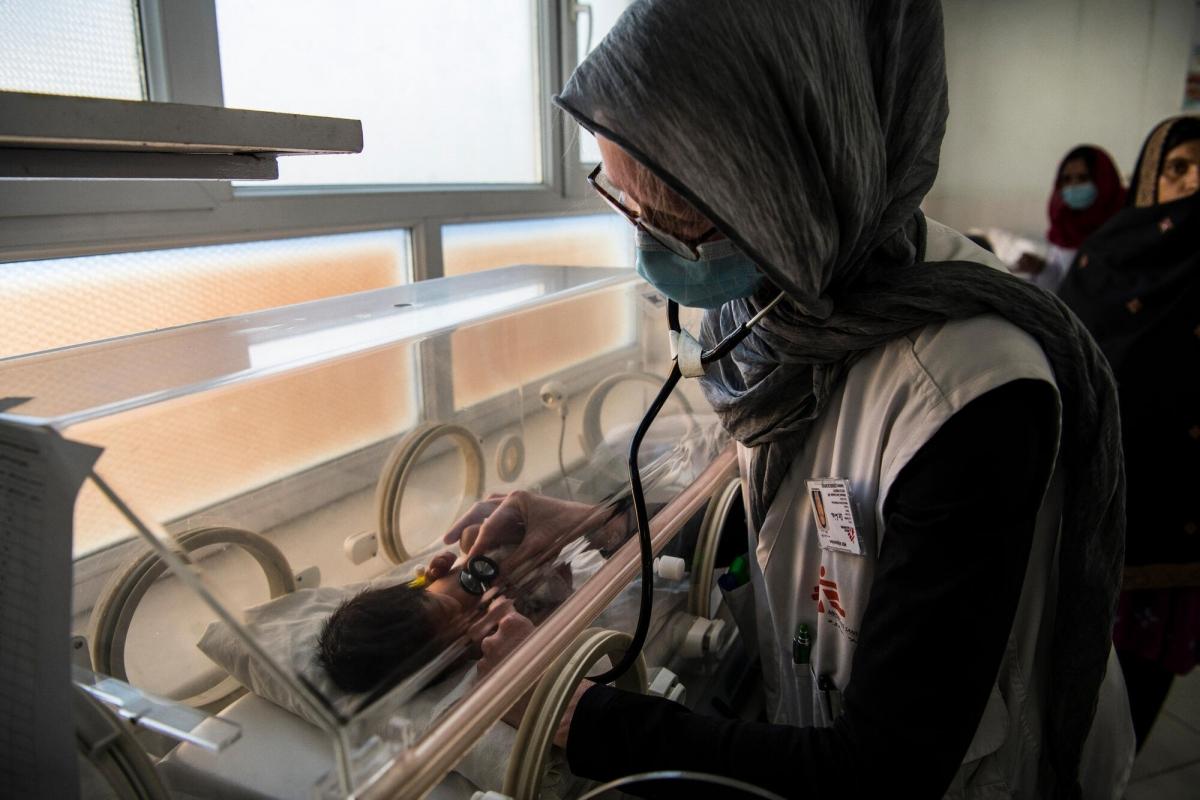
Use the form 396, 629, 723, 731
443, 496, 503, 544
480, 613, 533, 658
466, 596, 515, 645
460, 524, 481, 554
499, 611, 534, 638
425, 551, 456, 580
467, 493, 530, 557
478, 611, 535, 676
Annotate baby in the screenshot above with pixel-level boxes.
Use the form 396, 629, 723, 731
319, 490, 633, 694
318, 549, 573, 693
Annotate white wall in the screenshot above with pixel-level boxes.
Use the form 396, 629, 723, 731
923, 0, 1196, 237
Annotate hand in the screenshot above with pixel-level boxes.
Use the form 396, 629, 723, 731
474, 603, 535, 677
443, 493, 507, 555
422, 550, 456, 581
1014, 253, 1046, 275
501, 679, 593, 751
408, 550, 456, 586
552, 681, 592, 749
446, 490, 617, 568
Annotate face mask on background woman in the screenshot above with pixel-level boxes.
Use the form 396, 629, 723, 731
1061, 181, 1098, 210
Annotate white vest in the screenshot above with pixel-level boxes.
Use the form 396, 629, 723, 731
743, 220, 1134, 799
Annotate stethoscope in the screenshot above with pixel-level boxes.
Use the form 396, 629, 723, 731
589, 290, 787, 684
458, 555, 501, 596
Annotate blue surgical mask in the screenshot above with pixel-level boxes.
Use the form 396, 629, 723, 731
634, 230, 763, 309
1061, 181, 1098, 210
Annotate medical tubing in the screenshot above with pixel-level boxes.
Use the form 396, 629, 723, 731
556, 407, 574, 501
589, 361, 682, 684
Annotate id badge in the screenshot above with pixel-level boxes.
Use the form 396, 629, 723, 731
805, 478, 865, 556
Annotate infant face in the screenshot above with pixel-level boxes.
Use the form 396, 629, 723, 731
424, 588, 468, 626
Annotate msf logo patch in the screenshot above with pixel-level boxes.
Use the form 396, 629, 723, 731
811, 565, 847, 618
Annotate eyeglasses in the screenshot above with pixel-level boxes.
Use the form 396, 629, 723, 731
588, 164, 717, 261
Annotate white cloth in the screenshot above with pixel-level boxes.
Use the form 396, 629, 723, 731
982, 227, 1076, 293
1037, 243, 1077, 293
745, 219, 1133, 799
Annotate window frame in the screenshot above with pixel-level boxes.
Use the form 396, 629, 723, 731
0, 0, 605, 280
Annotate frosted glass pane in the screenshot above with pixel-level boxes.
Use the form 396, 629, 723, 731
70, 342, 418, 555
444, 216, 634, 408
451, 287, 635, 409
216, 0, 540, 186
577, 0, 633, 164
0, 0, 145, 100
442, 215, 633, 276
0, 230, 411, 358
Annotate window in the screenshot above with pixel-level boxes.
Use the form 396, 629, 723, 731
0, 230, 411, 359
1, 7, 652, 778
0, 0, 146, 100
451, 286, 635, 410
442, 214, 632, 276
71, 340, 419, 556
1, 1, 615, 352
442, 215, 636, 409
215, 0, 542, 186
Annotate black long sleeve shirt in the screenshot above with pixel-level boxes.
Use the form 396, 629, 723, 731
565, 379, 1058, 799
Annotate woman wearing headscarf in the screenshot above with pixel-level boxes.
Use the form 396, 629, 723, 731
1059, 116, 1200, 750
1014, 146, 1126, 292
462, 2, 1132, 797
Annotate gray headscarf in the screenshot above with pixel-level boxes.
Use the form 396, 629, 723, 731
555, 1, 1124, 797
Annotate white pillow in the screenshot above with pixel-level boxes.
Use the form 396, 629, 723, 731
198, 582, 379, 726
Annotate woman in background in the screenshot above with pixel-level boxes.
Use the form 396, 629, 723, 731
1059, 115, 1200, 748
1014, 145, 1125, 292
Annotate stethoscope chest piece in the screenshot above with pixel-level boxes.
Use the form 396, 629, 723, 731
459, 555, 500, 596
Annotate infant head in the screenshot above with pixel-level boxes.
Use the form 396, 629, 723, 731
318, 582, 459, 693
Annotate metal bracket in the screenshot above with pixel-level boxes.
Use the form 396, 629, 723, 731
72, 665, 241, 753
71, 634, 92, 671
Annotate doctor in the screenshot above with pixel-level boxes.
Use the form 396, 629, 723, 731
458, 1, 1133, 797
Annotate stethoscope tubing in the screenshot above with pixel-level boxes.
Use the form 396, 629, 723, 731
697, 291, 786, 365
588, 359, 683, 684
591, 292, 783, 683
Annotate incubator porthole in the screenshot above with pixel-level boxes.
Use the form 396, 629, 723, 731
495, 432, 525, 482
87, 526, 296, 709
505, 628, 647, 800
689, 475, 745, 619
374, 422, 485, 564
580, 371, 696, 458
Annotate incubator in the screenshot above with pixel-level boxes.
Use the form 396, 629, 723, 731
0, 265, 757, 799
